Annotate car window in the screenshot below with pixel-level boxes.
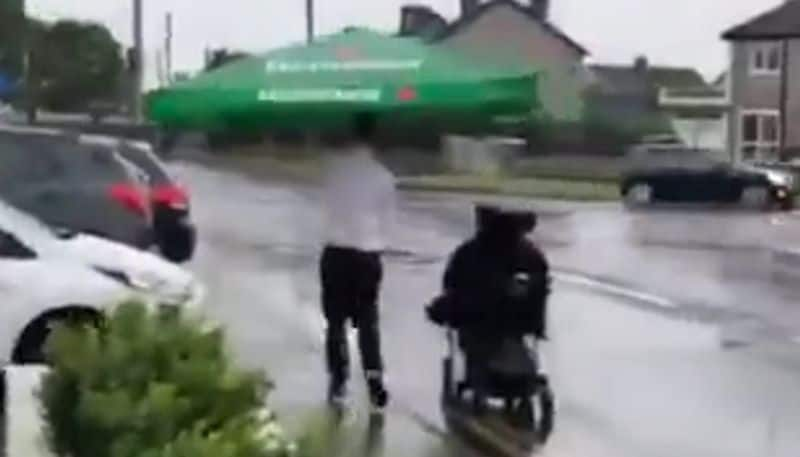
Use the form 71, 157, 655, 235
0, 135, 72, 190
67, 144, 134, 183
0, 228, 36, 259
5, 135, 139, 187
116, 155, 151, 186
0, 199, 62, 240
631, 146, 720, 170
117, 144, 171, 184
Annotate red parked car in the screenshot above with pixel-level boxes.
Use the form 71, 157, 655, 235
80, 136, 197, 263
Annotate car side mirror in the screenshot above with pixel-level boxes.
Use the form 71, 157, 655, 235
0, 231, 36, 259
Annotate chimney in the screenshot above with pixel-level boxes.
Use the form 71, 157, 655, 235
400, 6, 417, 34
461, 0, 480, 17
528, 0, 550, 19
634, 55, 649, 73
399, 5, 448, 38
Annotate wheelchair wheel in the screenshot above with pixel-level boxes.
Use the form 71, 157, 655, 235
516, 397, 536, 430
441, 357, 454, 404
536, 386, 555, 443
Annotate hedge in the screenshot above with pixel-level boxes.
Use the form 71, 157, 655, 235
39, 301, 298, 457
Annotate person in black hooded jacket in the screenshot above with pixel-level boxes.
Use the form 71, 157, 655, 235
428, 204, 551, 407
433, 204, 550, 336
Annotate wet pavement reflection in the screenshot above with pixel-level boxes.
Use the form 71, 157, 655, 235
173, 162, 800, 457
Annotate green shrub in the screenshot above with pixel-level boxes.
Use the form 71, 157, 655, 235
39, 301, 297, 457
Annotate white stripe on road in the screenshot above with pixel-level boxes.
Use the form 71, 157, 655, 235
553, 271, 678, 309
305, 271, 678, 347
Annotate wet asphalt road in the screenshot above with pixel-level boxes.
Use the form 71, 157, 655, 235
174, 161, 800, 457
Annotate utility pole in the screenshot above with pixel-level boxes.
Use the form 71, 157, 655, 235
132, 0, 144, 123
155, 49, 165, 87
20, 0, 37, 124
305, 0, 314, 44
203, 47, 211, 68
165, 12, 173, 85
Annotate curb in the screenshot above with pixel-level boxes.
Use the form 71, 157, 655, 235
2, 365, 52, 457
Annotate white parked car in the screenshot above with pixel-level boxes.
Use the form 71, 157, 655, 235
0, 200, 205, 364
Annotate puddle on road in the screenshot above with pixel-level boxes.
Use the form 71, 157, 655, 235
549, 287, 800, 457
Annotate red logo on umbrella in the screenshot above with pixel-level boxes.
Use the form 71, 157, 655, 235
397, 86, 417, 102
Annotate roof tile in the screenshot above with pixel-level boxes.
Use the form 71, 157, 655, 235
589, 64, 707, 94
723, 0, 800, 40
432, 0, 588, 55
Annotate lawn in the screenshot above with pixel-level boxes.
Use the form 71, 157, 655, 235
203, 144, 623, 201
398, 174, 621, 201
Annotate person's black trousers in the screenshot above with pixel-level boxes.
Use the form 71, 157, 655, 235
320, 245, 384, 383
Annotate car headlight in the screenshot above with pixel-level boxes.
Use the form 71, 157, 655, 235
766, 170, 793, 187
157, 280, 205, 308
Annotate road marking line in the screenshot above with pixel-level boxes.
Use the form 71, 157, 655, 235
553, 271, 678, 309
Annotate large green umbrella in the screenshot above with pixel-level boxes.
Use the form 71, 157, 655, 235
147, 28, 539, 132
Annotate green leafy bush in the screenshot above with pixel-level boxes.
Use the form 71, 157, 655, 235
39, 301, 297, 457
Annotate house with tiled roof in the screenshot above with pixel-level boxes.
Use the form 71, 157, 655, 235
721, 0, 800, 162
396, 1, 723, 153
586, 56, 729, 151
399, 0, 589, 122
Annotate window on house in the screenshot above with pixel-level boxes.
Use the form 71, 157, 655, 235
751, 43, 782, 74
742, 114, 758, 142
741, 111, 780, 160
768, 46, 780, 69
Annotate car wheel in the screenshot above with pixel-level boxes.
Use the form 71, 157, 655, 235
12, 309, 102, 365
779, 195, 795, 211
625, 183, 653, 207
741, 185, 769, 210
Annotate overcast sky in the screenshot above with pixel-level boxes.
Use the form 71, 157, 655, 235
27, 0, 781, 88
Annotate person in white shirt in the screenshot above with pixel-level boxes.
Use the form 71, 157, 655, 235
320, 113, 395, 410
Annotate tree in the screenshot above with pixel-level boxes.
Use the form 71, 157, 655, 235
0, 0, 26, 101
28, 19, 124, 112
205, 48, 250, 71
0, 0, 25, 80
21, 18, 47, 122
